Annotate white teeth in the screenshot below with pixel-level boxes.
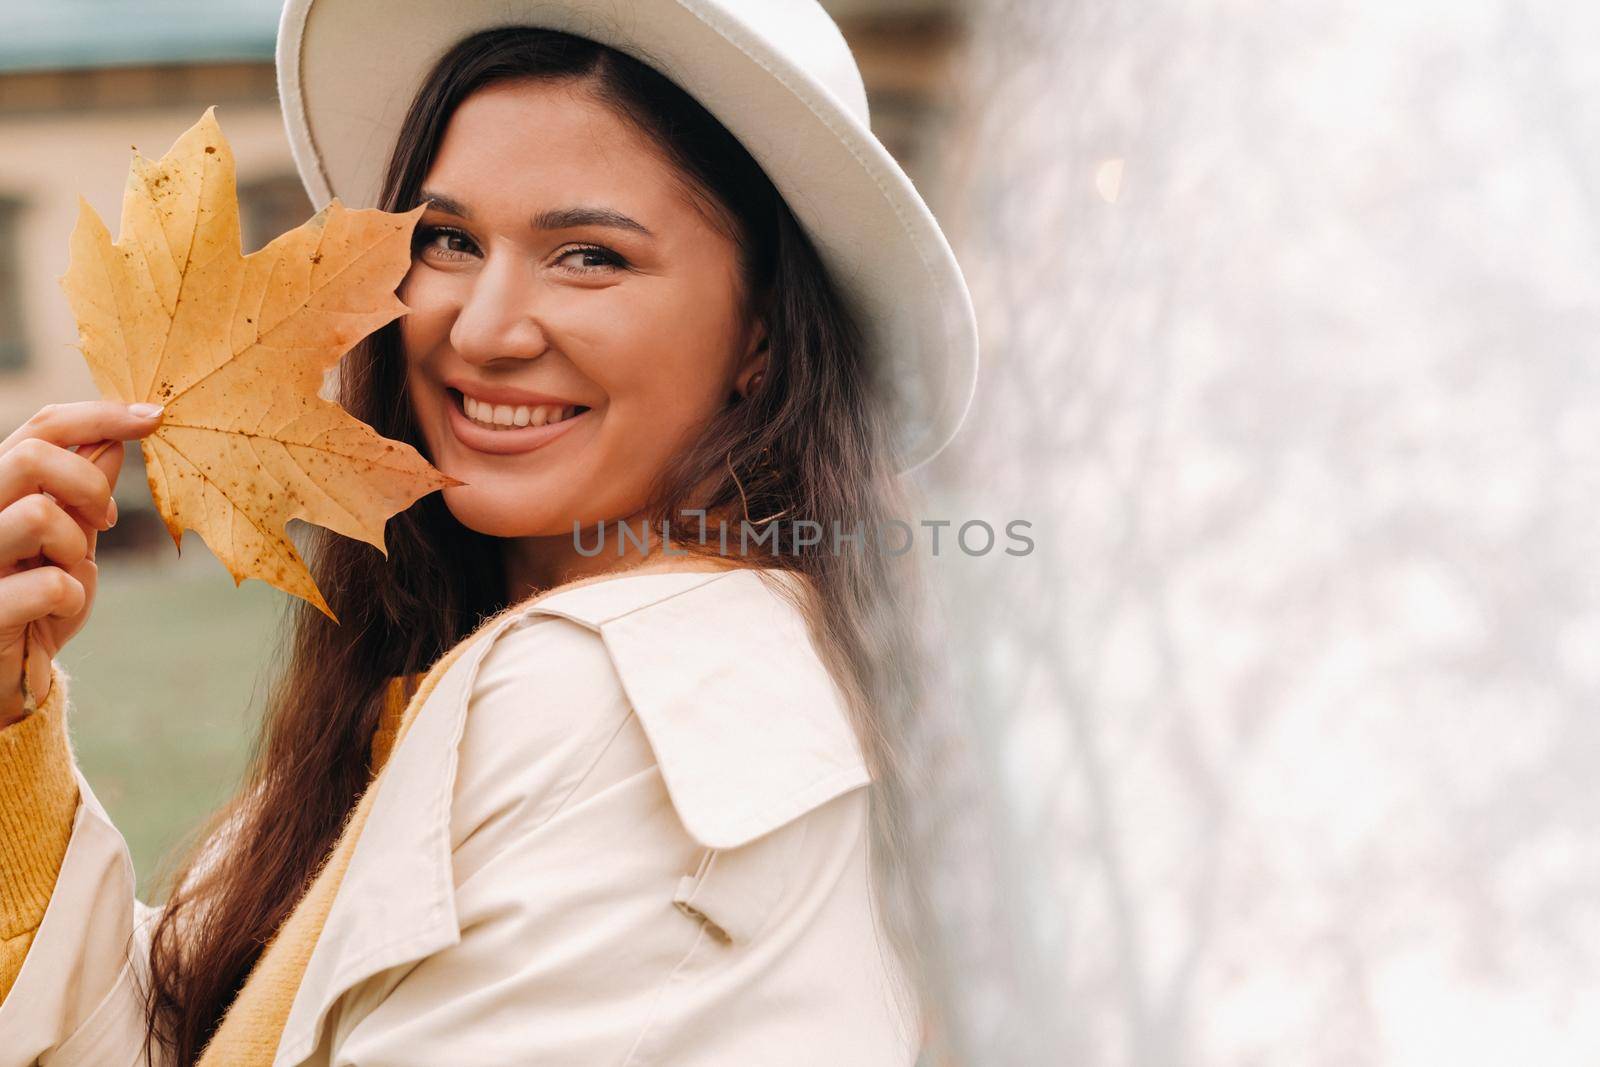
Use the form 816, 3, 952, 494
460, 392, 577, 430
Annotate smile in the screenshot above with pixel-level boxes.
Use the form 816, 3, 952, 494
445, 387, 592, 455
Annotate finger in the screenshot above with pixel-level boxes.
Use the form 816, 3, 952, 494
72, 439, 126, 562
0, 494, 90, 574
0, 401, 164, 457
74, 437, 128, 498
59, 439, 130, 565
0, 437, 117, 530
0, 565, 86, 629
63, 548, 98, 610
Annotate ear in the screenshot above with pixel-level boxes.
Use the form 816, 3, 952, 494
733, 318, 770, 399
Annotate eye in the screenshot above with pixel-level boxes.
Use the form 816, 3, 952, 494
554, 244, 627, 276
413, 224, 479, 262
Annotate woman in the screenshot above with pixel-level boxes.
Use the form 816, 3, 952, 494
0, 2, 977, 1064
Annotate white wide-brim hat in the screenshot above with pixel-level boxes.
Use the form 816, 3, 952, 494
275, 0, 978, 475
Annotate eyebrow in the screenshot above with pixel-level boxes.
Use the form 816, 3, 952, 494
418, 189, 654, 238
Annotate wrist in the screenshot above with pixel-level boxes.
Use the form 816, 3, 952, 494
1, 641, 52, 728
0, 686, 39, 729
0, 681, 26, 728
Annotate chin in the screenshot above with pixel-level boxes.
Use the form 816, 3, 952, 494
440, 483, 569, 538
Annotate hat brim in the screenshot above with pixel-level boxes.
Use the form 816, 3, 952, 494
276, 0, 977, 474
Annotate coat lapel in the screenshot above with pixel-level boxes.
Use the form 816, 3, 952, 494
271, 598, 542, 1066
271, 567, 731, 1065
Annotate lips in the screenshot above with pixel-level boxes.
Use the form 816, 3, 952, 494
443, 377, 585, 410
444, 386, 592, 456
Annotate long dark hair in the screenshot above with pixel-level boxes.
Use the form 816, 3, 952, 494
142, 26, 940, 1062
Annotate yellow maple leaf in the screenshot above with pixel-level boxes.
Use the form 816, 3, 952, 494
59, 106, 462, 624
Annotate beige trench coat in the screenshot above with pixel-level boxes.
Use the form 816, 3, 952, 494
0, 566, 922, 1065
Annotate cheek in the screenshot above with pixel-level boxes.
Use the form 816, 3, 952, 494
593, 354, 728, 474
398, 273, 452, 348
397, 307, 458, 450
594, 283, 743, 417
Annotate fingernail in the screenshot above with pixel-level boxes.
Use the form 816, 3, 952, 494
129, 402, 164, 418
105, 497, 118, 529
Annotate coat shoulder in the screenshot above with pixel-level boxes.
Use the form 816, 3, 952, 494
479, 567, 873, 850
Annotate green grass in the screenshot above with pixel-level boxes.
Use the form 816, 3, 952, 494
56, 542, 289, 901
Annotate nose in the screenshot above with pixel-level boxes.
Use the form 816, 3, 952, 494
448, 252, 549, 365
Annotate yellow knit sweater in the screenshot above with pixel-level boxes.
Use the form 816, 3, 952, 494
0, 655, 438, 1063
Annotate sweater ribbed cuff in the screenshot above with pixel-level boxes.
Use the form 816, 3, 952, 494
0, 661, 80, 941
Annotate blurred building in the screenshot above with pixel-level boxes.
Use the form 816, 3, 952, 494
0, 0, 963, 553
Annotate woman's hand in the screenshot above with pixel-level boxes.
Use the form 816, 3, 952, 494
0, 401, 165, 727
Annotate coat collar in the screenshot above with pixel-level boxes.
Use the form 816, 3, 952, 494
277, 564, 871, 1065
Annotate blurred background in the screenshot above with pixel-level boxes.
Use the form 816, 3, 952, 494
5, 0, 1598, 1064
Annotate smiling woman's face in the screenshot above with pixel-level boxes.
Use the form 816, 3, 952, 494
398, 77, 766, 562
